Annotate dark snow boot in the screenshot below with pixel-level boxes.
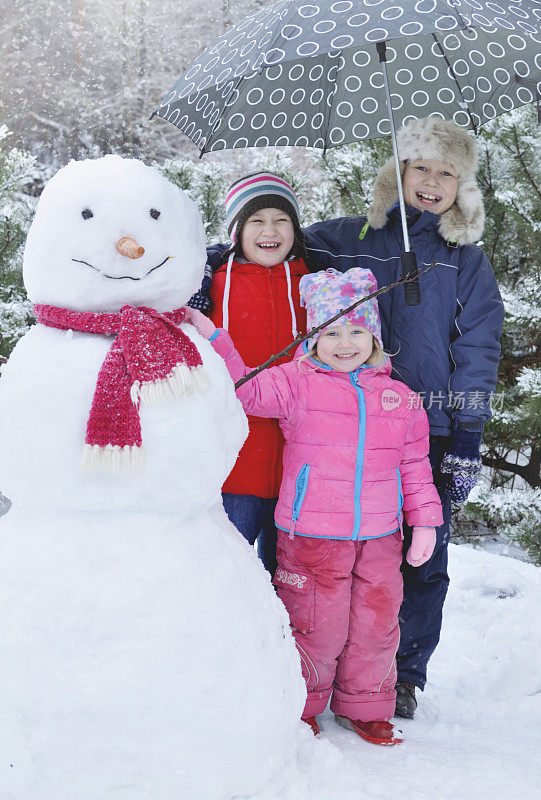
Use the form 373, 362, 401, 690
395, 682, 417, 719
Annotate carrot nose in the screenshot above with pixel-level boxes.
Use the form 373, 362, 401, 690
116, 237, 145, 259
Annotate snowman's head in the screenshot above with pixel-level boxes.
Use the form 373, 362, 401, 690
23, 155, 207, 312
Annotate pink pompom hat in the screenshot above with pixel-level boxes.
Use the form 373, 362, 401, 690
299, 268, 382, 348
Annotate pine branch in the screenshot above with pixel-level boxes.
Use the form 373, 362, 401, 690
488, 206, 506, 264
512, 126, 541, 202
482, 450, 540, 488
508, 197, 538, 229
450, 530, 501, 539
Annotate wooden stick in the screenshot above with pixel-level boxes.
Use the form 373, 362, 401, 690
235, 263, 437, 389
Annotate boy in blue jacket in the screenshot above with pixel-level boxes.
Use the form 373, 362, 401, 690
205, 117, 504, 718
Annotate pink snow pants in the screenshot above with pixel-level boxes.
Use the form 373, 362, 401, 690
273, 530, 404, 722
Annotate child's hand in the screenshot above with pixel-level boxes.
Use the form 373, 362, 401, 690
184, 307, 216, 339
406, 527, 436, 567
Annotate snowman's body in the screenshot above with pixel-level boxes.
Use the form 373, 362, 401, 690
0, 156, 305, 800
0, 323, 242, 516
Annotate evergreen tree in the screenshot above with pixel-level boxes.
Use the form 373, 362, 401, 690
1, 0, 264, 166
155, 157, 229, 242
310, 139, 391, 219
0, 127, 36, 361
456, 107, 541, 563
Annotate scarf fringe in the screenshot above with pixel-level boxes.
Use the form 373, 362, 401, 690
82, 443, 145, 472
130, 364, 211, 406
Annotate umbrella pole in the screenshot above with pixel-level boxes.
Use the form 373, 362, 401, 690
376, 41, 420, 306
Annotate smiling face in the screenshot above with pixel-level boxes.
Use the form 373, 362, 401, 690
403, 158, 458, 215
316, 324, 375, 372
23, 156, 206, 312
240, 207, 295, 267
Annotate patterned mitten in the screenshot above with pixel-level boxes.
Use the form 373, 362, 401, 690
440, 429, 482, 503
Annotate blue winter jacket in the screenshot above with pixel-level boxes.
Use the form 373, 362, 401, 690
206, 206, 504, 436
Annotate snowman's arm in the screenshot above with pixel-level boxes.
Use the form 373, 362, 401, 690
211, 329, 296, 421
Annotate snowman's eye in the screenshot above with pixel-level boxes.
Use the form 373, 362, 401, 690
149, 208, 161, 220
81, 208, 93, 220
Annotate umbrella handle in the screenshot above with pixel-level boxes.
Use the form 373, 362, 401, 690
401, 251, 421, 306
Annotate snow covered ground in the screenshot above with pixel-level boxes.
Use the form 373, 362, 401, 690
0, 522, 538, 799
254, 543, 540, 800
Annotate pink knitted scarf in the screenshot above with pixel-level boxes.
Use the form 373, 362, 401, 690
34, 304, 210, 470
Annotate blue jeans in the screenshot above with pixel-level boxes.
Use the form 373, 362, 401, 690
397, 436, 452, 690
222, 493, 278, 575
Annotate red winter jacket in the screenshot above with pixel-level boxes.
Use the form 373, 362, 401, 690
209, 258, 308, 497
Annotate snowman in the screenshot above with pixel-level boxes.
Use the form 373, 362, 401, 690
0, 155, 305, 800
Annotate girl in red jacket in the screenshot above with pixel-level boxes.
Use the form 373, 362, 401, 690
188, 267, 442, 746
209, 172, 309, 573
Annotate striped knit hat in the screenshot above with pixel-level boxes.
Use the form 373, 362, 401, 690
224, 171, 306, 261
226, 172, 300, 235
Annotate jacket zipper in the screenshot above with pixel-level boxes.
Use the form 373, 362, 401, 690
350, 372, 366, 540
289, 464, 310, 538
396, 467, 404, 519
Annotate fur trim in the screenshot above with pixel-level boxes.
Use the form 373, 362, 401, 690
367, 118, 485, 245
438, 182, 485, 244
397, 117, 478, 179
367, 159, 405, 231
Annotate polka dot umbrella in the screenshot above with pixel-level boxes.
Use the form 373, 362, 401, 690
152, 0, 541, 303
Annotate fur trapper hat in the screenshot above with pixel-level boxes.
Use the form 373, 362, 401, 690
367, 117, 485, 245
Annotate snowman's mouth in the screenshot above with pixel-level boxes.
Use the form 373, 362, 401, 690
71, 256, 171, 280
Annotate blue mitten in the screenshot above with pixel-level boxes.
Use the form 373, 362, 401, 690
440, 429, 482, 503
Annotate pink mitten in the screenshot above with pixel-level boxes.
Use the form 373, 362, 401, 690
184, 307, 216, 339
406, 526, 437, 567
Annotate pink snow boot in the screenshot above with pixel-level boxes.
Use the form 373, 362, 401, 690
302, 715, 320, 736
335, 716, 403, 746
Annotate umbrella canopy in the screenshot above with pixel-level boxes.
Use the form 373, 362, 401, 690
153, 0, 541, 154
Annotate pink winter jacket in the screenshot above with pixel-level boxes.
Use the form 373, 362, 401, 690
212, 330, 443, 541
